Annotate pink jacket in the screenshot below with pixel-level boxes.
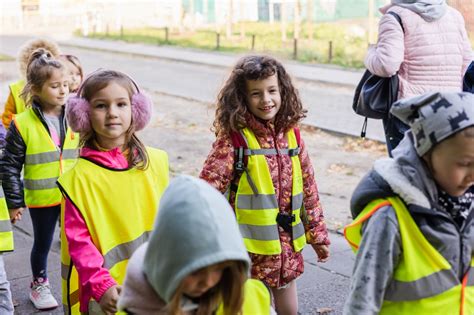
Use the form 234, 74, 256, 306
365, 5, 473, 99
64, 147, 129, 312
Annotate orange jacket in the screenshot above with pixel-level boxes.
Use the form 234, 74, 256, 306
2, 92, 16, 129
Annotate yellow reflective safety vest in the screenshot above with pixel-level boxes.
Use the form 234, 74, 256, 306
0, 186, 14, 252
58, 147, 169, 314
216, 279, 271, 314
13, 108, 79, 208
344, 197, 474, 315
9, 80, 26, 115
234, 128, 306, 255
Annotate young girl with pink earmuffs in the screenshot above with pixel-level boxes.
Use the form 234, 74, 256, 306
57, 69, 169, 314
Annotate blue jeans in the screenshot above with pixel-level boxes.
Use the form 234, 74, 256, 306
29, 205, 60, 280
0, 254, 13, 314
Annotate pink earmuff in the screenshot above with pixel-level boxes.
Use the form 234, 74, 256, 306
66, 70, 153, 133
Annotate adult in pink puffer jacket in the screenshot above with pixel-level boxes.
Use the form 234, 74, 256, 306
365, 0, 473, 154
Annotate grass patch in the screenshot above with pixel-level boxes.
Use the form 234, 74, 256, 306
82, 21, 369, 68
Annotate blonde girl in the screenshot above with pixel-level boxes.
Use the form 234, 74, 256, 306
0, 48, 78, 310
59, 54, 83, 93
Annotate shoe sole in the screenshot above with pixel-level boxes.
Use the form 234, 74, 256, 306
29, 296, 59, 311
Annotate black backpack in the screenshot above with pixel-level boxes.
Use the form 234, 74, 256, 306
352, 11, 404, 137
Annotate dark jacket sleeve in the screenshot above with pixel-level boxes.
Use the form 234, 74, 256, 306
0, 121, 26, 209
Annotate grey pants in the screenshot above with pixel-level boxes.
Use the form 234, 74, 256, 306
0, 254, 13, 315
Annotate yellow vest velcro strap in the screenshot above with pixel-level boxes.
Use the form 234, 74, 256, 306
103, 231, 150, 270
293, 221, 305, 239
24, 177, 58, 190
239, 224, 279, 241
25, 151, 60, 164
0, 220, 12, 233
292, 193, 303, 211
237, 194, 278, 209
385, 269, 458, 301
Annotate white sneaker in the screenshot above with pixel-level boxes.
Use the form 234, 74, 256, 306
29, 278, 59, 310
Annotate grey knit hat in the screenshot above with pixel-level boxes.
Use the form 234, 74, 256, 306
390, 92, 474, 156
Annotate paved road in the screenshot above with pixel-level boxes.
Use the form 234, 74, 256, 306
0, 35, 385, 142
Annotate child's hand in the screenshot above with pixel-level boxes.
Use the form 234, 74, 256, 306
9, 208, 24, 224
311, 244, 330, 263
99, 285, 122, 314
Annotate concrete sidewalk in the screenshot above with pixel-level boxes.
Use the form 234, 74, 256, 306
59, 37, 364, 89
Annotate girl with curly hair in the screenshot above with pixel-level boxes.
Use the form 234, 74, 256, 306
200, 55, 330, 314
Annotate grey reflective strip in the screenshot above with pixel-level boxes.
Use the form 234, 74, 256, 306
237, 194, 278, 210
292, 193, 303, 211
244, 148, 278, 155
468, 270, 474, 286
62, 149, 79, 160
0, 220, 11, 233
243, 148, 298, 156
293, 221, 305, 239
0, 189, 4, 198
24, 177, 58, 190
239, 224, 279, 241
103, 231, 150, 269
61, 263, 69, 280
25, 151, 59, 165
385, 269, 458, 301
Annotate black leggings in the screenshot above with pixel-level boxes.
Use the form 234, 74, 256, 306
29, 205, 60, 280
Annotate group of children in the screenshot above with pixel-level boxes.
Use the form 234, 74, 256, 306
0, 35, 472, 315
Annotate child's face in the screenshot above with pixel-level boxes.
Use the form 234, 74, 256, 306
33, 68, 69, 109
428, 132, 474, 197
65, 61, 82, 92
181, 263, 227, 298
245, 74, 281, 122
89, 82, 132, 150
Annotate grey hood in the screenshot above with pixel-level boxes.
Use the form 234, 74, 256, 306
143, 175, 250, 303
351, 133, 438, 216
391, 0, 447, 21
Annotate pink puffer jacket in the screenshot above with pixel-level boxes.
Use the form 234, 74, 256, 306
365, 5, 473, 99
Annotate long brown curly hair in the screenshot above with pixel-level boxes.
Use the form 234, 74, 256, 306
213, 55, 306, 135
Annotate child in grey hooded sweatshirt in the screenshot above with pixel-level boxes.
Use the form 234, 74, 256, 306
118, 175, 274, 314
344, 92, 474, 314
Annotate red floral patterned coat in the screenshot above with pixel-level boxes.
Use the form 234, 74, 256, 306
199, 115, 330, 288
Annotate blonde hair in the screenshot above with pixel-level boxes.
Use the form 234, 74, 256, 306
20, 48, 66, 107
17, 38, 61, 79
166, 261, 247, 315
59, 54, 84, 91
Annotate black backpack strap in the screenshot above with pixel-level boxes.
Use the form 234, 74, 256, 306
387, 11, 404, 33
230, 131, 258, 195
